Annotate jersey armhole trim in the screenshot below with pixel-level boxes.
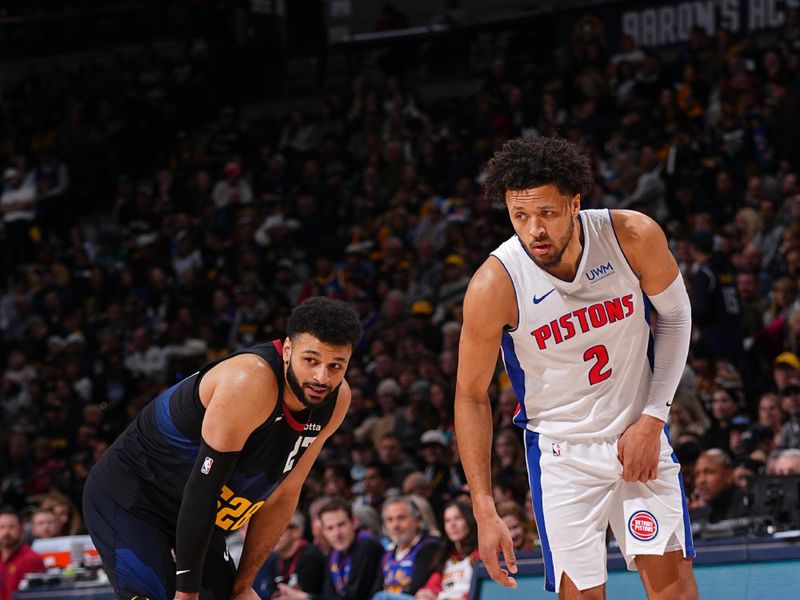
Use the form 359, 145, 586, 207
489, 254, 520, 333
606, 208, 640, 282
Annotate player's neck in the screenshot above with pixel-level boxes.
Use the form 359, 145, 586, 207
282, 389, 307, 413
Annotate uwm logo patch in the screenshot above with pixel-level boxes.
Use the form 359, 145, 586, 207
628, 510, 658, 541
586, 261, 615, 283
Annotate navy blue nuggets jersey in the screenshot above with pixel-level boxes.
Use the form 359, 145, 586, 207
91, 340, 336, 535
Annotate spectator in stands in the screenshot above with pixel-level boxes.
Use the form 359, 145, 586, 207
0, 167, 37, 268
758, 393, 786, 442
418, 430, 452, 513
38, 491, 83, 536
690, 229, 744, 363
323, 464, 355, 502
292, 499, 385, 600
778, 383, 800, 448
29, 508, 60, 541
376, 433, 418, 490
0, 507, 46, 600
496, 500, 537, 552
354, 462, 397, 511
376, 496, 438, 598
704, 377, 745, 453
257, 511, 326, 599
691, 449, 751, 523
415, 500, 479, 600
772, 448, 800, 474
355, 381, 403, 450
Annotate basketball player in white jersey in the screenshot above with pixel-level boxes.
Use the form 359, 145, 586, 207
455, 137, 698, 599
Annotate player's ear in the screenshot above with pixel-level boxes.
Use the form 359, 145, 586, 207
283, 337, 291, 363
571, 193, 581, 215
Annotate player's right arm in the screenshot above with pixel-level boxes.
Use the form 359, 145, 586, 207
174, 354, 277, 600
455, 256, 518, 589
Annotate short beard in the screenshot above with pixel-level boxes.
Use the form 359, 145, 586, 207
531, 215, 574, 269
286, 358, 340, 410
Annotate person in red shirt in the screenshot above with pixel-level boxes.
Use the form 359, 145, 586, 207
0, 507, 46, 600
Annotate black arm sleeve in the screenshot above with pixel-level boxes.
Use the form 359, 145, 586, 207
175, 439, 240, 592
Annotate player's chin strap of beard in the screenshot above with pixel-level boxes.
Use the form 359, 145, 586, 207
174, 438, 241, 594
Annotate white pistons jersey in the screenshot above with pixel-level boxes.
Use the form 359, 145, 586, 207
491, 209, 653, 441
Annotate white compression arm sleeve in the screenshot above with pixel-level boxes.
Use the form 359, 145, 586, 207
642, 273, 692, 423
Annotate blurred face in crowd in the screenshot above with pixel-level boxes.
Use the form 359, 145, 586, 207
732, 464, 755, 491
0, 513, 22, 554
501, 513, 527, 550
378, 436, 403, 464
783, 388, 800, 417
31, 510, 59, 539
274, 518, 303, 558
383, 500, 420, 550
711, 389, 738, 422
320, 508, 356, 552
694, 452, 733, 503
323, 469, 347, 498
443, 505, 469, 545
773, 365, 797, 392
758, 395, 783, 429
773, 451, 800, 475
506, 186, 580, 275
363, 466, 388, 496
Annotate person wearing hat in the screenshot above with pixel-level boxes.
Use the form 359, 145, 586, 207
772, 351, 800, 394
418, 430, 453, 516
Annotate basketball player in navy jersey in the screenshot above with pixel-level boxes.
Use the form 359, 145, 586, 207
456, 137, 698, 599
83, 297, 361, 600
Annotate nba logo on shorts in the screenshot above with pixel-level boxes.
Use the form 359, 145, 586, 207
628, 510, 658, 541
201, 456, 214, 475
551, 442, 561, 456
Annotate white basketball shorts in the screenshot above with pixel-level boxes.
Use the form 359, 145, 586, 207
523, 428, 695, 593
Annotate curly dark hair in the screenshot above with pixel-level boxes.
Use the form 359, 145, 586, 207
483, 136, 594, 204
287, 296, 362, 349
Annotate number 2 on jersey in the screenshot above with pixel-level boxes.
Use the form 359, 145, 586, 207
583, 344, 612, 385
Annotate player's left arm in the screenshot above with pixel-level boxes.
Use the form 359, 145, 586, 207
612, 210, 692, 482
230, 382, 352, 599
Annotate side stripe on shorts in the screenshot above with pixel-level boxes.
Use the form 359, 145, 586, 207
525, 430, 556, 592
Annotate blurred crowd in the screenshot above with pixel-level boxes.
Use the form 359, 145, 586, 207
4, 7, 800, 599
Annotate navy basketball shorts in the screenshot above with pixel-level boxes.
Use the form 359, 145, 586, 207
83, 472, 236, 600
524, 429, 695, 593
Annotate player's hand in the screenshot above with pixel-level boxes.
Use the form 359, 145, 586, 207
477, 512, 518, 588
617, 415, 663, 482
174, 592, 199, 600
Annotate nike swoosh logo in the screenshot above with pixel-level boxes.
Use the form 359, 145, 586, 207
176, 569, 191, 575
533, 289, 556, 304
275, 416, 283, 422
